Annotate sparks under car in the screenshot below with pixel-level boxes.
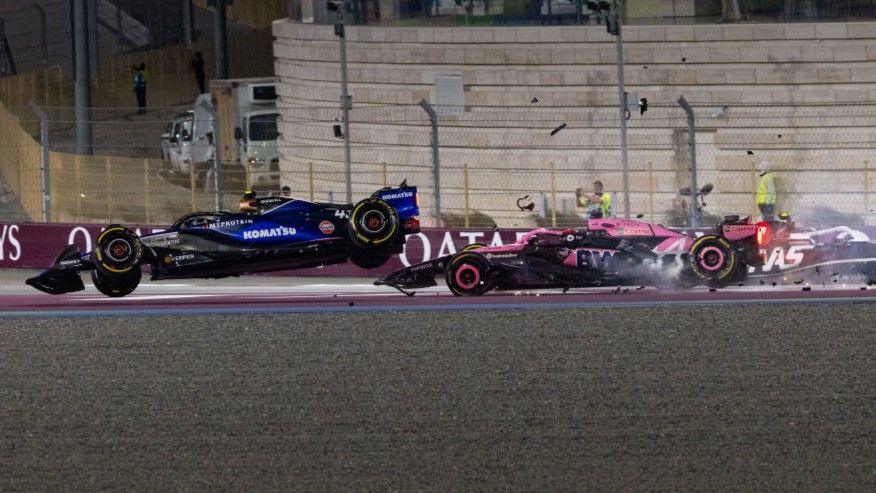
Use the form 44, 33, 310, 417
377, 216, 769, 296
27, 184, 420, 297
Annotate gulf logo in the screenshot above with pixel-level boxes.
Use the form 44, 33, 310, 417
319, 221, 335, 235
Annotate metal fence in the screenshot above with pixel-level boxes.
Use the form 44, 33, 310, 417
279, 101, 876, 229
1, 100, 874, 228
294, 0, 876, 26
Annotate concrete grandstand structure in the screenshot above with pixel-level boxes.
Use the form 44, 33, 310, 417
273, 19, 876, 227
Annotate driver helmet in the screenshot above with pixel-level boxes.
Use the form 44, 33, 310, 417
756, 160, 770, 174
239, 189, 257, 213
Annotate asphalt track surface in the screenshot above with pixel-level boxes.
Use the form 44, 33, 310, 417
1, 271, 874, 490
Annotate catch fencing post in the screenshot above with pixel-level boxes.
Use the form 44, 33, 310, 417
308, 162, 314, 202
463, 163, 470, 228
74, 154, 82, 221
143, 158, 152, 224
647, 160, 654, 222
189, 164, 197, 211
550, 162, 557, 228
27, 101, 51, 222
677, 95, 699, 228
418, 98, 441, 226
105, 156, 113, 220
864, 160, 870, 221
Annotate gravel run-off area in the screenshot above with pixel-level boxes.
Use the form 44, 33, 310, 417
0, 302, 873, 490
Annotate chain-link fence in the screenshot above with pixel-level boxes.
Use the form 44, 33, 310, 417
279, 101, 876, 229
1, 100, 874, 228
294, 0, 876, 26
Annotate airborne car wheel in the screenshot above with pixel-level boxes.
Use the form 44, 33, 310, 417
91, 267, 141, 297
347, 198, 399, 249
688, 235, 737, 288
350, 250, 392, 269
94, 225, 143, 275
445, 252, 494, 296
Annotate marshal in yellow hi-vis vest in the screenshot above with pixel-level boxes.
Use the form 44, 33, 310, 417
755, 161, 776, 220
576, 180, 612, 219
598, 192, 611, 218
756, 172, 776, 205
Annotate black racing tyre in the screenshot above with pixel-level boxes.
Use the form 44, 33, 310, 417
350, 249, 392, 269
445, 252, 494, 297
688, 235, 737, 287
91, 267, 141, 297
347, 198, 399, 249
461, 242, 487, 252
94, 225, 143, 274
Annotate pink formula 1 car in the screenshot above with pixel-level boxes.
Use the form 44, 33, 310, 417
376, 216, 770, 296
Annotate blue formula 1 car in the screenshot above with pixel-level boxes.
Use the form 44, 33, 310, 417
27, 183, 420, 297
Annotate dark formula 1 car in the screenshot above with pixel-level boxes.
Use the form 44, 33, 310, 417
748, 215, 876, 280
28, 184, 420, 297
377, 216, 768, 296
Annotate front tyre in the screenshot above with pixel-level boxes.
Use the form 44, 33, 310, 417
91, 267, 141, 297
94, 225, 142, 274
445, 252, 494, 296
688, 235, 737, 288
347, 198, 399, 249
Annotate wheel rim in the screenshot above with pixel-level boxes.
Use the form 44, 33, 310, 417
454, 264, 481, 290
106, 238, 132, 262
698, 246, 725, 271
361, 210, 386, 234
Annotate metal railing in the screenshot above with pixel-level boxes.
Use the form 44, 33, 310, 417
2, 100, 874, 229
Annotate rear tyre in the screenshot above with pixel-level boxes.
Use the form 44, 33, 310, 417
347, 198, 399, 249
91, 267, 141, 297
350, 250, 392, 269
94, 225, 142, 274
688, 235, 737, 288
445, 252, 494, 296
461, 242, 487, 252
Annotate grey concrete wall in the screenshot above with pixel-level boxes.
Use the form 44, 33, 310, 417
273, 20, 876, 226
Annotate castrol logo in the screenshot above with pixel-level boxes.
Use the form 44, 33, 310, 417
319, 221, 335, 235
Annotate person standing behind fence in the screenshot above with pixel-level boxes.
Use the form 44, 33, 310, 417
133, 63, 147, 114
756, 160, 777, 221
576, 180, 611, 219
191, 52, 206, 94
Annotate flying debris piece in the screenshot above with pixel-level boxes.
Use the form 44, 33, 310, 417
348, 301, 355, 306
771, 282, 777, 286
643, 65, 648, 69
777, 134, 782, 138
793, 279, 804, 284
709, 288, 717, 292
747, 150, 754, 155
531, 97, 539, 103
738, 283, 744, 286
681, 57, 687, 62
830, 272, 839, 277
550, 123, 567, 136
709, 106, 729, 118
802, 286, 811, 291
562, 286, 570, 293
636, 286, 646, 290
516, 195, 535, 212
